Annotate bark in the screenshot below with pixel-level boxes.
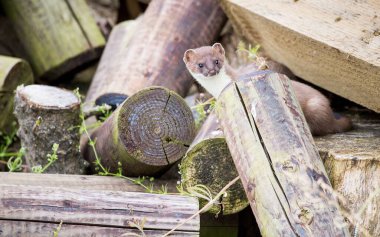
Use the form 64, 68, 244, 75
1, 0, 105, 81
216, 72, 349, 236
14, 85, 86, 174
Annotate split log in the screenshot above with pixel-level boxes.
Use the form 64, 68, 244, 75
216, 72, 349, 236
0, 56, 33, 132
83, 87, 195, 177
0, 183, 199, 236
315, 111, 380, 237
14, 85, 87, 174
1, 0, 105, 81
85, 0, 226, 103
181, 113, 248, 215
220, 0, 380, 112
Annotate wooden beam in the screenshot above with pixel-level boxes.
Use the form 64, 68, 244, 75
0, 183, 199, 236
221, 0, 380, 112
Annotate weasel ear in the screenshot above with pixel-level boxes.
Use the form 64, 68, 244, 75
212, 43, 225, 55
183, 49, 195, 64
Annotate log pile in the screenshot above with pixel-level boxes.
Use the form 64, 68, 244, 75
0, 0, 379, 236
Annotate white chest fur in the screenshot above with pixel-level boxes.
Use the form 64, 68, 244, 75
189, 67, 232, 98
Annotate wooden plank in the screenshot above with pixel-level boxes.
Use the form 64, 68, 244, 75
0, 220, 197, 237
0, 184, 199, 233
221, 0, 380, 112
216, 72, 349, 236
315, 111, 380, 236
0, 173, 179, 193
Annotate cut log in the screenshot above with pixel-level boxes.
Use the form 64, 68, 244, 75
83, 87, 195, 177
14, 85, 87, 174
216, 72, 349, 236
316, 111, 380, 237
0, 56, 33, 132
1, 0, 105, 81
220, 0, 380, 112
0, 183, 199, 236
86, 0, 226, 103
181, 113, 248, 215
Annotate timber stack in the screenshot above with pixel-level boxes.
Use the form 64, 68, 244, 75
0, 0, 379, 236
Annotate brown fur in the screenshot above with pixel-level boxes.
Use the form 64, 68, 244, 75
184, 44, 352, 136
184, 43, 238, 78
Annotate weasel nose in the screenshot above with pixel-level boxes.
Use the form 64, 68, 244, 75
209, 70, 216, 76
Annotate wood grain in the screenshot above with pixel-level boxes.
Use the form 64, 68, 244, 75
316, 112, 380, 236
0, 184, 199, 233
221, 0, 380, 112
216, 72, 349, 236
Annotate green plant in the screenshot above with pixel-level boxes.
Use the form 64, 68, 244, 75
237, 41, 261, 60
53, 220, 63, 237
7, 147, 25, 172
32, 143, 59, 173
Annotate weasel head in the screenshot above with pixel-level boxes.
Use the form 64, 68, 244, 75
183, 43, 226, 77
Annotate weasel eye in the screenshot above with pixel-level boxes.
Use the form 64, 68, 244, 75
198, 63, 204, 68
215, 60, 219, 65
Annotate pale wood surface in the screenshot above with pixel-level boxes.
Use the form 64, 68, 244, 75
1, 0, 105, 81
0, 172, 179, 193
0, 221, 197, 237
216, 72, 349, 236
221, 0, 380, 112
316, 112, 380, 236
0, 184, 199, 233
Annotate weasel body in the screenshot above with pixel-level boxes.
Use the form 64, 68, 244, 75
183, 43, 352, 136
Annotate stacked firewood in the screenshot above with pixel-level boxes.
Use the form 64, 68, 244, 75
0, 0, 379, 237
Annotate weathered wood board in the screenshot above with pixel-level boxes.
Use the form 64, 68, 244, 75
0, 183, 199, 236
221, 0, 380, 112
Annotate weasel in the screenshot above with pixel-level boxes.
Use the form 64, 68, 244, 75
183, 43, 352, 136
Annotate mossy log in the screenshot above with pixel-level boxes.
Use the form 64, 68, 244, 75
86, 0, 226, 103
216, 72, 349, 236
83, 87, 195, 177
1, 0, 105, 81
14, 85, 86, 174
0, 181, 199, 236
316, 112, 380, 237
0, 56, 33, 132
181, 113, 248, 215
